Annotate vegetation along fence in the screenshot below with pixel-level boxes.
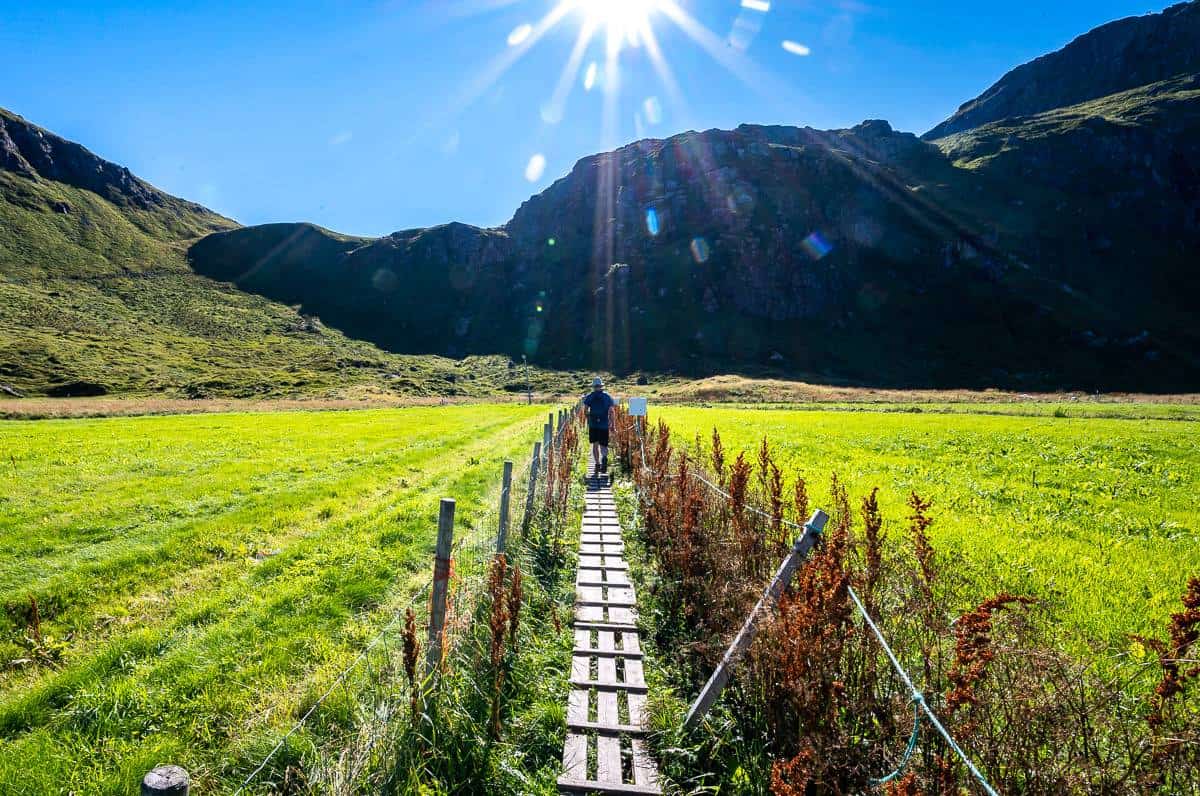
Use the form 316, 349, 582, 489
608, 405, 1200, 794
139, 407, 582, 796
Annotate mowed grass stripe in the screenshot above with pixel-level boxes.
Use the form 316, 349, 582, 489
0, 410, 479, 584
0, 406, 545, 794
0, 410, 521, 674
655, 407, 1199, 648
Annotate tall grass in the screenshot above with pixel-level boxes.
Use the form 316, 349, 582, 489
611, 410, 1200, 793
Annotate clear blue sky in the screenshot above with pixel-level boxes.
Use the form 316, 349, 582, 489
2, 0, 1165, 236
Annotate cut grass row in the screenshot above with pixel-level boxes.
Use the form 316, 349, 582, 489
653, 406, 1199, 650
0, 405, 550, 794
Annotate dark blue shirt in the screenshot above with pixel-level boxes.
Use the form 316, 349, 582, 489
582, 390, 615, 429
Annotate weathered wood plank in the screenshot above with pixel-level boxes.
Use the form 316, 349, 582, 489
624, 658, 646, 688
566, 718, 647, 735
627, 692, 647, 727
598, 655, 617, 686
571, 620, 640, 632
608, 607, 636, 625
568, 679, 649, 693
557, 777, 660, 795
571, 654, 590, 683
575, 605, 605, 623
572, 647, 644, 659
631, 739, 660, 789
562, 733, 588, 780
597, 733, 622, 783
567, 688, 589, 723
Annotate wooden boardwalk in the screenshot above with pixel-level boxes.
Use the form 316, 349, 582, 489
558, 461, 662, 795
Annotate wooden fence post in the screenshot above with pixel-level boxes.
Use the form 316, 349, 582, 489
543, 422, 552, 453
682, 509, 830, 731
522, 442, 541, 535
496, 460, 513, 554
426, 498, 455, 676
141, 765, 189, 796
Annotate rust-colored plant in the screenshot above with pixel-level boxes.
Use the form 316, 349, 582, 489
403, 607, 420, 718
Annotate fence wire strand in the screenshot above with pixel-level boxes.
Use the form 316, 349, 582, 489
232, 415, 557, 795
626, 413, 1001, 796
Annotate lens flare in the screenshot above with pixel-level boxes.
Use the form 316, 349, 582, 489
525, 153, 547, 182
801, 231, 833, 260
507, 23, 533, 46
690, 237, 710, 263
645, 207, 660, 236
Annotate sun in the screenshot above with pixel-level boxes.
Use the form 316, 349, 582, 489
576, 0, 660, 52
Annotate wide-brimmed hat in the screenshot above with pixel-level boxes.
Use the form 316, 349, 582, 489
592, 376, 604, 389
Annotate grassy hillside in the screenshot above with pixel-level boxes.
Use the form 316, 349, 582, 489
0, 406, 548, 793
0, 157, 594, 398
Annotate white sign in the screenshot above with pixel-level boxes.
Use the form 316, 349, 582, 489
627, 397, 648, 417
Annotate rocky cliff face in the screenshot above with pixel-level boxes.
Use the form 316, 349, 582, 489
925, 1, 1200, 140
190, 103, 1200, 389
0, 107, 231, 239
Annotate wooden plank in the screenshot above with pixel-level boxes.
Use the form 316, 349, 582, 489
557, 777, 660, 795
596, 733, 622, 783
561, 458, 662, 796
571, 653, 590, 683
562, 733, 588, 781
608, 607, 636, 625
598, 655, 617, 686
575, 605, 605, 623
627, 692, 647, 727
567, 688, 589, 724
572, 647, 644, 659
577, 585, 604, 602
606, 587, 635, 603
567, 718, 647, 735
571, 620, 640, 632
576, 598, 637, 608
624, 658, 646, 688
569, 679, 648, 693
631, 739, 660, 790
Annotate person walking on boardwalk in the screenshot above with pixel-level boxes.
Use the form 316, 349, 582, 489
582, 376, 616, 474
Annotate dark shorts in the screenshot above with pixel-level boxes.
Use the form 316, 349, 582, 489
588, 427, 610, 445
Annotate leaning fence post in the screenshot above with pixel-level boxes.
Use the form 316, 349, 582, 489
522, 442, 542, 534
682, 509, 830, 731
426, 498, 455, 676
141, 766, 189, 796
496, 460, 513, 553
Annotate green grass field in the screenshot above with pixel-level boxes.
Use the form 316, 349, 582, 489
653, 405, 1199, 650
2, 401, 1196, 793
0, 405, 549, 794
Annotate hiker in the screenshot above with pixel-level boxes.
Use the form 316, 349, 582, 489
582, 376, 615, 474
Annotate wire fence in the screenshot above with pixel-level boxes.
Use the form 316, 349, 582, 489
228, 412, 566, 794
624, 413, 1000, 795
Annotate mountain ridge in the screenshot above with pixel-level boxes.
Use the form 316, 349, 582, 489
924, 0, 1200, 139
4, 1, 1200, 395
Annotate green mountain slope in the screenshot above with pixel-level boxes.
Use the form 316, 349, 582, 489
0, 109, 557, 397
924, 0, 1200, 139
